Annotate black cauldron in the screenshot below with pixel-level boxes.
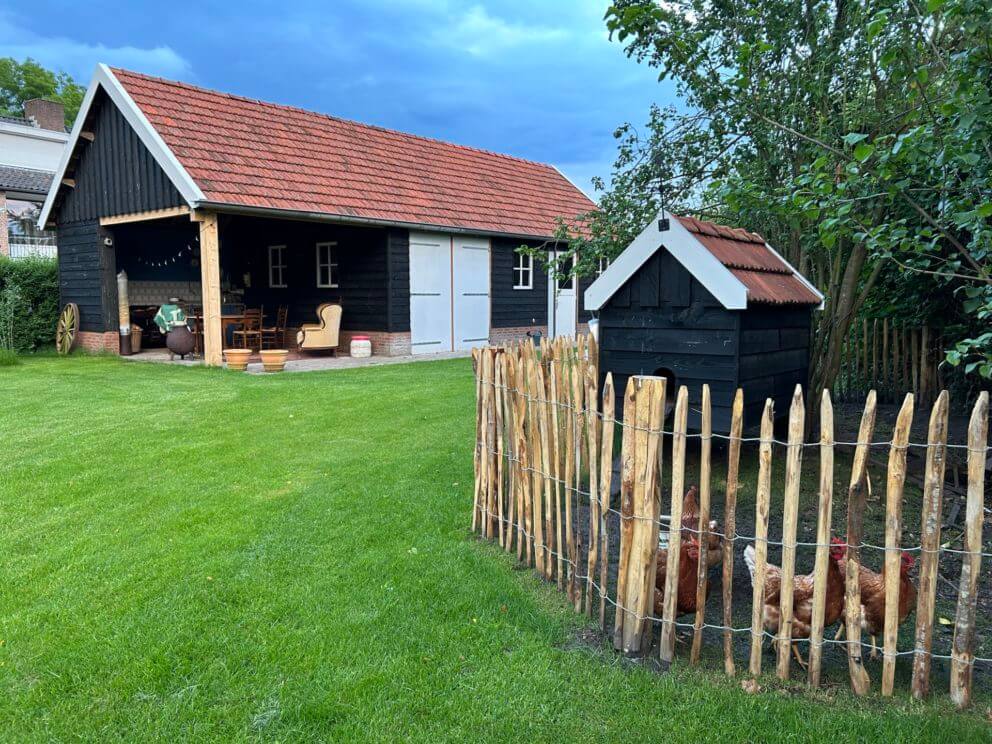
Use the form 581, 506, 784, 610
166, 325, 195, 359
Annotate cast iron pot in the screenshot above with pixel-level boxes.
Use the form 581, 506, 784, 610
166, 326, 195, 359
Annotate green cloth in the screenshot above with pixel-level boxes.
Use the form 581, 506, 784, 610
154, 304, 187, 335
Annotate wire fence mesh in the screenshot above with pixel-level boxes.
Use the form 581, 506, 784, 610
471, 335, 990, 709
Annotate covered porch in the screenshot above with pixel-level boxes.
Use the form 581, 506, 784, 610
103, 207, 411, 365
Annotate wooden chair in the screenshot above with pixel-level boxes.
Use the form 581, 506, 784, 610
189, 305, 203, 355
232, 308, 263, 350
296, 303, 342, 354
262, 305, 289, 349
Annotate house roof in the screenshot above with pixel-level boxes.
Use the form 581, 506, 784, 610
584, 212, 823, 312
676, 216, 822, 305
40, 65, 595, 238
0, 165, 53, 196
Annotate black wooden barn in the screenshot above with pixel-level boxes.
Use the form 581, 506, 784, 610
584, 214, 823, 432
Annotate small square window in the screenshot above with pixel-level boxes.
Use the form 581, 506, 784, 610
316, 242, 339, 288
268, 245, 287, 288
513, 251, 533, 290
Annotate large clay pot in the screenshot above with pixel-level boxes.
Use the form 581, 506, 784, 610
224, 348, 252, 371
166, 326, 195, 359
259, 349, 289, 372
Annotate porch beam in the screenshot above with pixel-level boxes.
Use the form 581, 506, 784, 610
99, 205, 190, 226
191, 211, 223, 366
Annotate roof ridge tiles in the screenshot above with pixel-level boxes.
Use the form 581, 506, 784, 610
110, 67, 566, 174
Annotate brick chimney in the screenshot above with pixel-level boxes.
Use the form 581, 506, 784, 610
23, 99, 65, 132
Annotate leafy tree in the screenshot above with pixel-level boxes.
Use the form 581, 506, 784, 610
0, 58, 84, 126
536, 0, 991, 417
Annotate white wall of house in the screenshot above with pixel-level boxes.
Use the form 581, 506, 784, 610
0, 121, 68, 171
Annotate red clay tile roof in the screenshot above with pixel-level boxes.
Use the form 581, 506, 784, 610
676, 215, 821, 306
110, 68, 596, 238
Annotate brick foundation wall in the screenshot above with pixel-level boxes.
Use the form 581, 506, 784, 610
338, 330, 412, 357
489, 325, 547, 346
0, 192, 8, 257
76, 331, 119, 353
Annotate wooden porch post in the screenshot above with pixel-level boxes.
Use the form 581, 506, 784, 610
192, 211, 223, 366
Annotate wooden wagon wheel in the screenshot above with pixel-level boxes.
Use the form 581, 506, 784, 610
56, 303, 79, 355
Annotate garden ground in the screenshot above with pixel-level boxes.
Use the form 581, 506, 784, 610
1, 355, 988, 741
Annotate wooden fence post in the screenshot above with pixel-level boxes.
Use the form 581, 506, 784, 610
504, 352, 517, 554
777, 386, 805, 680
494, 352, 506, 547
526, 351, 546, 574
912, 389, 949, 699
882, 318, 890, 400
585, 368, 600, 616
613, 377, 638, 650
535, 361, 554, 579
808, 390, 834, 688
872, 319, 879, 390
571, 350, 587, 612
549, 359, 564, 585
844, 389, 877, 696
660, 385, 687, 668
690, 384, 712, 665
749, 399, 775, 678
472, 348, 483, 533
514, 352, 531, 565
882, 394, 914, 696
723, 389, 744, 676
950, 392, 989, 709
598, 374, 616, 630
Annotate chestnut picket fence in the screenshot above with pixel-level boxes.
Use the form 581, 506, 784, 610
471, 334, 990, 708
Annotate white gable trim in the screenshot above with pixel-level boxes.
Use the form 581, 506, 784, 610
38, 64, 204, 227
584, 212, 749, 311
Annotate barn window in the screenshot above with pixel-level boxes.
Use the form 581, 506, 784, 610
513, 251, 533, 289
597, 257, 610, 276
556, 254, 575, 291
268, 245, 287, 288
316, 241, 339, 288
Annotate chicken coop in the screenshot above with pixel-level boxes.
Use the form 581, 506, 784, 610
584, 214, 823, 431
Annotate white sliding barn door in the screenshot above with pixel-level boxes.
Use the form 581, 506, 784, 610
409, 232, 452, 354
548, 250, 577, 338
452, 237, 490, 350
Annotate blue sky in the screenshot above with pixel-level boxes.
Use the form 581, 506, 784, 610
1, 2, 671, 198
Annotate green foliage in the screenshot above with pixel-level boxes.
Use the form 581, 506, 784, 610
0, 348, 20, 366
580, 0, 992, 396
0, 57, 84, 126
0, 256, 59, 352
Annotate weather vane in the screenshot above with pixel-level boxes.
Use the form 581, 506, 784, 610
652, 149, 670, 232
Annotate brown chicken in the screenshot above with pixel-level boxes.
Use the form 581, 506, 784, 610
680, 485, 722, 569
653, 537, 707, 619
744, 537, 847, 668
835, 552, 917, 659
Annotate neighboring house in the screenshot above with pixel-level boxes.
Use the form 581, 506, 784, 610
38, 65, 596, 361
584, 213, 823, 430
1, 99, 67, 258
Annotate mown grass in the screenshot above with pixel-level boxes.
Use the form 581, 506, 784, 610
0, 355, 988, 741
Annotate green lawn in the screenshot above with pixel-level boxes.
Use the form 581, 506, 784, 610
1, 355, 987, 741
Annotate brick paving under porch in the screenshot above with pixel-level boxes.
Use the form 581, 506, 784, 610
120, 347, 471, 374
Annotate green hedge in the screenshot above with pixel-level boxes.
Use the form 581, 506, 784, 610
0, 256, 59, 352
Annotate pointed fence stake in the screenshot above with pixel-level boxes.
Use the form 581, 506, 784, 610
749, 399, 775, 678
950, 392, 989, 709
808, 390, 834, 688
776, 386, 805, 680
722, 389, 743, 677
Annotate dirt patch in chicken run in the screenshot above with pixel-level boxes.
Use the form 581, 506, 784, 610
527, 400, 992, 703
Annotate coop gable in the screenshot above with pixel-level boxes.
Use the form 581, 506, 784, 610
584, 212, 823, 311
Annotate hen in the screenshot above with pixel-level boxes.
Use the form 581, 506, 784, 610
653, 537, 708, 620
680, 485, 722, 569
744, 537, 847, 668
835, 552, 917, 659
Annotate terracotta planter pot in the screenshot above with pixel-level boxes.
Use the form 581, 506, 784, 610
260, 349, 289, 372
223, 348, 252, 371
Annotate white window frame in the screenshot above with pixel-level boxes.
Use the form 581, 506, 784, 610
316, 241, 339, 288
268, 245, 287, 288
597, 257, 610, 276
512, 251, 533, 290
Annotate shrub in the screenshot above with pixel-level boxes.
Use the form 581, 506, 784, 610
0, 256, 59, 352
0, 348, 20, 366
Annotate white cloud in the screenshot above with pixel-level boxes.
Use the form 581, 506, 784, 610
0, 11, 193, 83
441, 5, 568, 57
